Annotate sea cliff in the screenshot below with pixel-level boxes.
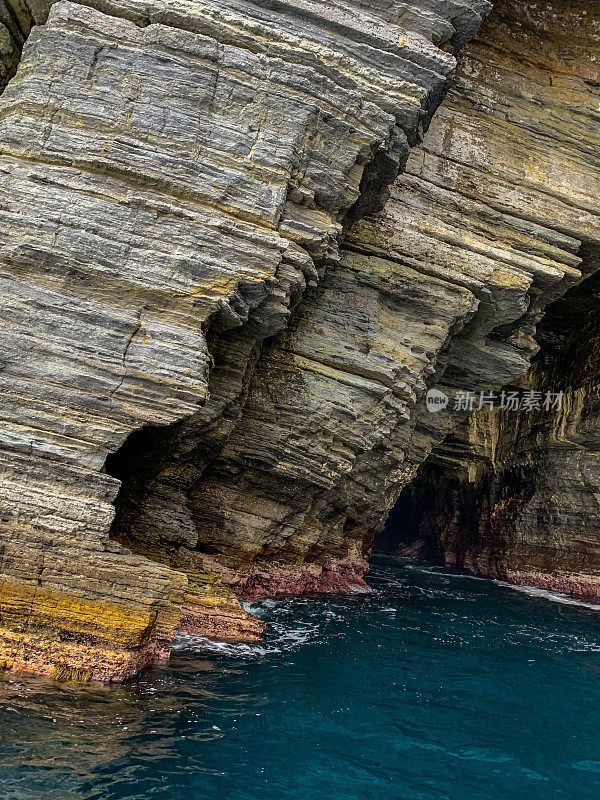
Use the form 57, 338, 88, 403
0, 0, 598, 680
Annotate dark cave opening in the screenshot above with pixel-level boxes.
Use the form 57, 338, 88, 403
372, 485, 420, 555
103, 420, 171, 543
374, 243, 600, 571
372, 471, 443, 563
102, 324, 250, 551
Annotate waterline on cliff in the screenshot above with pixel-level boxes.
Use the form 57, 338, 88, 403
403, 561, 600, 612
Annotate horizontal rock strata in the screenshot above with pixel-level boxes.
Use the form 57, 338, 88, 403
120, 0, 599, 600
381, 0, 600, 598
2, 0, 598, 680
395, 265, 600, 600
0, 0, 491, 678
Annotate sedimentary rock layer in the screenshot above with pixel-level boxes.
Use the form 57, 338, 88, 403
119, 0, 598, 599
0, 0, 490, 678
1, 0, 598, 679
394, 264, 600, 601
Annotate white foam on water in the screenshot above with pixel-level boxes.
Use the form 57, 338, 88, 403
494, 581, 600, 612
170, 633, 278, 657
240, 600, 280, 618
171, 615, 320, 658
403, 563, 488, 582
402, 560, 600, 612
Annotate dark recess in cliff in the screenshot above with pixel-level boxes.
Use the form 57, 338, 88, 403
378, 244, 600, 583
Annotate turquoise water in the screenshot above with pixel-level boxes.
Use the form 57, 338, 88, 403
2, 556, 600, 800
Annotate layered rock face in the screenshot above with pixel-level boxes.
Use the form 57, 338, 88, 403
1, 0, 598, 680
393, 268, 600, 601
117, 0, 599, 600
0, 0, 493, 679
381, 1, 600, 601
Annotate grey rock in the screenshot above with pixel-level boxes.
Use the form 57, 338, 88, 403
0, 0, 490, 678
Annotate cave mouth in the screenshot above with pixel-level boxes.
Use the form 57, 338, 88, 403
373, 472, 443, 563
103, 416, 188, 551
374, 241, 600, 571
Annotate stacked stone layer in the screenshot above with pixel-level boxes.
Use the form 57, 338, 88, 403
0, 0, 492, 678
398, 273, 600, 600
143, 0, 598, 599
379, 0, 600, 599
1, 0, 598, 679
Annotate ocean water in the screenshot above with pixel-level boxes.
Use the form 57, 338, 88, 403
2, 556, 600, 800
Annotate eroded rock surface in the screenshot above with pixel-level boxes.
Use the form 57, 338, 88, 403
0, 0, 491, 679
380, 1, 600, 602
121, 0, 599, 600
395, 265, 600, 601
1, 0, 598, 680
